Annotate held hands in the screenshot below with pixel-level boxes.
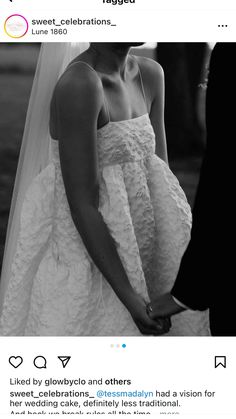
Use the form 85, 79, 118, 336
147, 292, 186, 320
128, 294, 171, 336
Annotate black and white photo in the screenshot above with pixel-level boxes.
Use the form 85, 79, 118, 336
1, 42, 232, 336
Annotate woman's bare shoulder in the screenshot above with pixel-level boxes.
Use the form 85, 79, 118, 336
133, 55, 164, 104
134, 55, 164, 83
52, 62, 104, 109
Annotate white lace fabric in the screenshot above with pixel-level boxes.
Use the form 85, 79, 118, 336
0, 114, 210, 335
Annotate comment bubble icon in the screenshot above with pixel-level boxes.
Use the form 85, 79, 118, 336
33, 356, 47, 369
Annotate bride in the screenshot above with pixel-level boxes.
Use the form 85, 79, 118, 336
0, 42, 209, 336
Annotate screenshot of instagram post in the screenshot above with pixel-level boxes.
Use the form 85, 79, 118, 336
0, 1, 236, 417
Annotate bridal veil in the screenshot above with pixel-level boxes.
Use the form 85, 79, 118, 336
0, 42, 89, 314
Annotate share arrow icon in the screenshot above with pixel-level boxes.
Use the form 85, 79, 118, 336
58, 356, 71, 368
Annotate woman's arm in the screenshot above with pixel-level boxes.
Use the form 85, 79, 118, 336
137, 57, 168, 164
51, 64, 166, 335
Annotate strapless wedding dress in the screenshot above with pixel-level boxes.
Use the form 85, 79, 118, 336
0, 114, 209, 335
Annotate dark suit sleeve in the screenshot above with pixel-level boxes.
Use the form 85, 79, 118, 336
171, 43, 235, 310
171, 153, 210, 310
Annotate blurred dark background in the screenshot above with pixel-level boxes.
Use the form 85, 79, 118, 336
0, 43, 213, 271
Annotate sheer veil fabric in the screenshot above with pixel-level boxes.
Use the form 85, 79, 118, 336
0, 43, 90, 314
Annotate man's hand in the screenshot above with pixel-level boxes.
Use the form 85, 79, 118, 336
148, 293, 186, 320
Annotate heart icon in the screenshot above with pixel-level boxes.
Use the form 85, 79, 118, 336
9, 356, 23, 368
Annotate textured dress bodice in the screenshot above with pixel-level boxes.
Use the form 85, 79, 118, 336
0, 114, 209, 336
96, 113, 155, 166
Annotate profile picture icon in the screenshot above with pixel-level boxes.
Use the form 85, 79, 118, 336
4, 14, 29, 38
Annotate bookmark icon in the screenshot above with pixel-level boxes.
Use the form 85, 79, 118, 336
58, 356, 71, 368
214, 356, 226, 369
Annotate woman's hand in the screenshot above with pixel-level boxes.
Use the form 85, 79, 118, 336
128, 294, 171, 336
147, 293, 186, 319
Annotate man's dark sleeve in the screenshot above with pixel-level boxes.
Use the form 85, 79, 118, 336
171, 153, 210, 310
171, 43, 235, 310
